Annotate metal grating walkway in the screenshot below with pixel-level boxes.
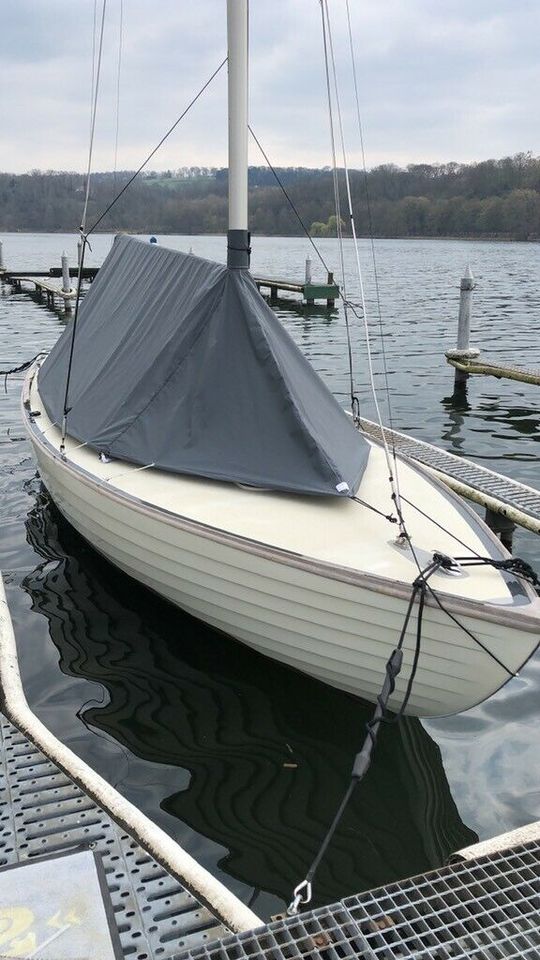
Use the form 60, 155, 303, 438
178, 839, 540, 960
0, 715, 229, 959
359, 417, 540, 534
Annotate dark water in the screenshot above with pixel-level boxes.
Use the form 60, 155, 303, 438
1, 233, 539, 921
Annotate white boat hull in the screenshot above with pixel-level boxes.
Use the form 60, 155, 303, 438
23, 368, 540, 718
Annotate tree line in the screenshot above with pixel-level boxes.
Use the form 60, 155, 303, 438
1, 153, 539, 240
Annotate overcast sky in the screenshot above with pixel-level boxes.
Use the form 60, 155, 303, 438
1, 0, 539, 174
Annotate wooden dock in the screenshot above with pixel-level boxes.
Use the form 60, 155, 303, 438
2, 265, 339, 308
7, 275, 76, 310
447, 353, 540, 386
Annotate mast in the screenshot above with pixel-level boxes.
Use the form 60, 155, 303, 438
227, 0, 250, 269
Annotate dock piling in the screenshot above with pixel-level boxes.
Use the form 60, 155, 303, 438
327, 271, 336, 308
0, 240, 4, 272
445, 265, 480, 386
484, 508, 515, 552
61, 251, 72, 312
305, 256, 312, 285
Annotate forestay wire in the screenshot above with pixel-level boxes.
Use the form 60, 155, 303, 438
344, 0, 403, 517
318, 1, 358, 423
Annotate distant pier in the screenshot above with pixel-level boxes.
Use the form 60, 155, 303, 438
2, 260, 339, 309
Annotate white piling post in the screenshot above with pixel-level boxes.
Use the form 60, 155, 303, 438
445, 265, 480, 385
0, 240, 4, 271
305, 256, 312, 285
456, 265, 475, 352
77, 238, 82, 267
61, 251, 72, 313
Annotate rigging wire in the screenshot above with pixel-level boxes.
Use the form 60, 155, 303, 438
318, 0, 358, 420
89, 0, 98, 149
59, 56, 227, 453
399, 494, 482, 558
344, 0, 403, 518
60, 0, 107, 452
87, 57, 227, 236
82, 0, 108, 235
344, 0, 395, 440
113, 0, 124, 178
321, 0, 406, 535
248, 126, 331, 275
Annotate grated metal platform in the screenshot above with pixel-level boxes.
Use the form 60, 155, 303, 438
359, 417, 540, 534
0, 715, 229, 959
178, 839, 540, 960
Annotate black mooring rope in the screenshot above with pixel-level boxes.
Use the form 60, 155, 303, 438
0, 354, 44, 392
285, 539, 539, 915
450, 554, 540, 590
286, 556, 442, 916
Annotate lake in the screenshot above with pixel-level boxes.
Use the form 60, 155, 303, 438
1, 232, 539, 921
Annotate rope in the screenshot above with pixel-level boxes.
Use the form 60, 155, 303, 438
351, 495, 397, 525
399, 494, 482, 559
405, 546, 519, 678
285, 539, 534, 916
449, 554, 540, 590
286, 554, 444, 916
0, 354, 43, 392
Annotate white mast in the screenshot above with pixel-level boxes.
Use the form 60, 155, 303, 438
227, 0, 250, 268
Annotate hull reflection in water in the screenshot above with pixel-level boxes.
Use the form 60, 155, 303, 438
23, 495, 476, 916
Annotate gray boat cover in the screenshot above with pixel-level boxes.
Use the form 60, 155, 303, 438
39, 235, 370, 496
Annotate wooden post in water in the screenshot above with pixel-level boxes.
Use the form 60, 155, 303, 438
0, 240, 4, 273
327, 271, 336, 309
61, 251, 72, 313
485, 508, 515, 553
445, 265, 480, 386
305, 256, 312, 285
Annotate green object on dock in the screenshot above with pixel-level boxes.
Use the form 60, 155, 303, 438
254, 276, 339, 307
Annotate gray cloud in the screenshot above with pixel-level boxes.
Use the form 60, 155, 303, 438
1, 0, 539, 174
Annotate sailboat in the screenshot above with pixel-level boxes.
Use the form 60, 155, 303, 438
22, 0, 540, 718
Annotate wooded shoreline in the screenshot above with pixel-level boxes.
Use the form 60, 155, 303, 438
2, 154, 539, 241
